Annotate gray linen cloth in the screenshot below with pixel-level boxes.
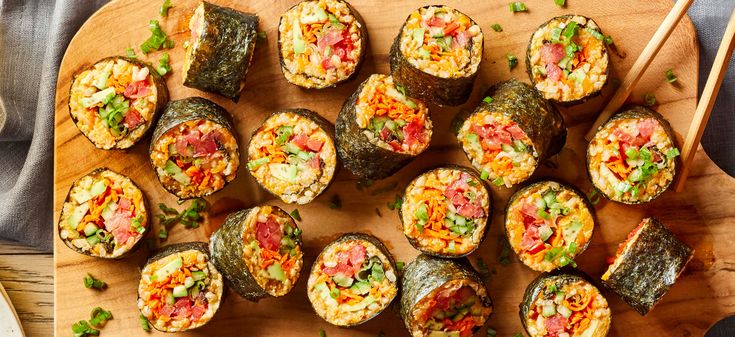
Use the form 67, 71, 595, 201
0, 0, 733, 251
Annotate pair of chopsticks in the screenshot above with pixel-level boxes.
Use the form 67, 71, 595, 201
585, 0, 735, 192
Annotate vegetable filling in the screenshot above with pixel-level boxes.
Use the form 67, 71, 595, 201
525, 279, 610, 337
416, 284, 489, 337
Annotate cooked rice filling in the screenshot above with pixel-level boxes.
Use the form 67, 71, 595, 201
69, 58, 158, 149
279, 0, 363, 87
398, 6, 483, 78
402, 169, 489, 256
458, 110, 537, 187
355, 74, 432, 154
241, 206, 303, 297
410, 280, 492, 337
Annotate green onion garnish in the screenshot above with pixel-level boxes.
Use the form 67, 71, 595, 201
125, 47, 137, 59
396, 261, 405, 271
329, 287, 340, 299
604, 35, 614, 45
507, 53, 518, 70
319, 329, 327, 337
290, 209, 302, 221
140, 20, 173, 54
257, 31, 267, 40
158, 228, 168, 240
492, 177, 504, 186
480, 170, 490, 181
89, 307, 113, 327
483, 96, 494, 104
665, 69, 678, 84
329, 194, 342, 209
160, 0, 172, 17
644, 93, 657, 106
509, 2, 528, 12
491, 24, 503, 32
156, 52, 172, 76
554, 0, 566, 7
83, 273, 107, 290
72, 320, 99, 337
666, 148, 681, 160
139, 314, 151, 331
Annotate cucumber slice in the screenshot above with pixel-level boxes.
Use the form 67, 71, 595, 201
542, 304, 557, 317
267, 263, 286, 281
172, 285, 188, 298
89, 180, 107, 197
154, 257, 182, 281
191, 270, 206, 281
83, 223, 99, 237
67, 203, 90, 229
349, 281, 371, 295
164, 160, 190, 185
332, 273, 354, 287
184, 276, 195, 289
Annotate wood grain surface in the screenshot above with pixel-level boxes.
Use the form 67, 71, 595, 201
53, 0, 735, 336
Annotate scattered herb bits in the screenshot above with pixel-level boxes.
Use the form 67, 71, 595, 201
319, 329, 327, 337
644, 93, 657, 106
665, 69, 678, 84
83, 273, 107, 290
491, 24, 503, 32
125, 47, 137, 58
71, 320, 99, 337
160, 0, 172, 17
156, 52, 172, 76
554, 0, 566, 7
257, 31, 267, 40
89, 307, 113, 327
140, 20, 174, 54
290, 209, 302, 221
139, 314, 151, 332
509, 2, 528, 12
328, 194, 342, 209
483, 96, 494, 104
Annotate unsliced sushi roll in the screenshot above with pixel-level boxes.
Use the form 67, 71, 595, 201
69, 56, 168, 149
602, 217, 693, 315
401, 254, 493, 337
587, 105, 680, 204
520, 269, 611, 337
277, 0, 367, 89
137, 242, 224, 332
336, 74, 433, 180
307, 233, 398, 326
58, 168, 148, 258
390, 5, 483, 106
401, 166, 491, 258
526, 15, 610, 105
456, 79, 566, 188
505, 181, 595, 272
184, 1, 259, 101
247, 109, 337, 204
150, 97, 239, 199
210, 205, 303, 301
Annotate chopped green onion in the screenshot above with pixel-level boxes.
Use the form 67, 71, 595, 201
72, 320, 99, 337
509, 2, 528, 12
247, 156, 270, 170
513, 333, 523, 337
257, 31, 267, 40
507, 53, 518, 70
319, 329, 327, 337
480, 170, 490, 181
158, 228, 168, 240
139, 314, 151, 331
140, 20, 173, 54
290, 209, 302, 221
83, 273, 107, 290
160, 0, 172, 17
554, 0, 566, 7
156, 52, 172, 76
568, 241, 578, 254
125, 47, 137, 58
483, 96, 494, 104
644, 93, 657, 106
492, 177, 504, 186
89, 307, 113, 327
586, 27, 604, 41
604, 35, 614, 45
329, 287, 340, 299
396, 261, 405, 271
550, 28, 563, 43
665, 69, 678, 84
329, 194, 342, 209
491, 24, 503, 32
562, 21, 579, 42
487, 328, 497, 337
666, 148, 680, 160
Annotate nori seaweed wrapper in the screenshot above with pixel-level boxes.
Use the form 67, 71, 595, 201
277, 0, 368, 89
335, 77, 430, 180
400, 254, 493, 335
586, 105, 678, 204
456, 78, 567, 168
183, 1, 259, 101
209, 206, 302, 301
389, 6, 483, 106
525, 14, 610, 106
69, 56, 169, 150
309, 232, 397, 326
150, 97, 238, 198
602, 218, 693, 315
399, 165, 492, 258
519, 268, 609, 335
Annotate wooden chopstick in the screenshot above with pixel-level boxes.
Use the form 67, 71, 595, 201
674, 7, 735, 192
584, 0, 695, 140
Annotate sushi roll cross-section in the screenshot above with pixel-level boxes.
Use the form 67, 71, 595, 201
69, 56, 168, 150
527, 15, 609, 105
307, 233, 398, 326
210, 205, 303, 301
58, 168, 148, 258
505, 181, 595, 272
587, 105, 680, 204
401, 254, 493, 337
183, 1, 259, 101
137, 243, 224, 332
390, 5, 483, 106
602, 217, 693, 315
520, 270, 611, 337
401, 167, 491, 258
278, 0, 367, 89
336, 74, 433, 180
247, 109, 337, 204
456, 79, 566, 188
150, 97, 239, 199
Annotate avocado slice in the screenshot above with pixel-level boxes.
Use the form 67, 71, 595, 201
332, 273, 354, 288
267, 263, 286, 281
67, 203, 90, 229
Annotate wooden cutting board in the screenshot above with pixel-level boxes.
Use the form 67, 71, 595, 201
53, 0, 735, 336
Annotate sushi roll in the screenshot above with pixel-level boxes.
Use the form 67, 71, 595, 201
602, 217, 693, 315
389, 5, 483, 106
307, 233, 398, 326
520, 269, 611, 337
400, 166, 491, 258
505, 181, 595, 272
58, 168, 148, 258
587, 105, 680, 204
456, 79, 566, 188
401, 254, 493, 337
247, 109, 337, 204
69, 56, 168, 150
277, 0, 367, 89
526, 15, 610, 105
137, 242, 224, 332
209, 205, 304, 301
149, 97, 240, 199
183, 1, 259, 101
336, 74, 433, 180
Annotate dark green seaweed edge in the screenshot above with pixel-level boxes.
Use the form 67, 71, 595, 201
57, 167, 149, 259
398, 165, 493, 258
183, 1, 259, 101
68, 56, 169, 150
524, 14, 611, 106
335, 74, 433, 180
276, 0, 368, 89
585, 105, 679, 205
209, 205, 302, 301
601, 217, 693, 315
503, 179, 597, 272
308, 232, 398, 327
389, 5, 483, 106
149, 97, 239, 199
400, 254, 493, 336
